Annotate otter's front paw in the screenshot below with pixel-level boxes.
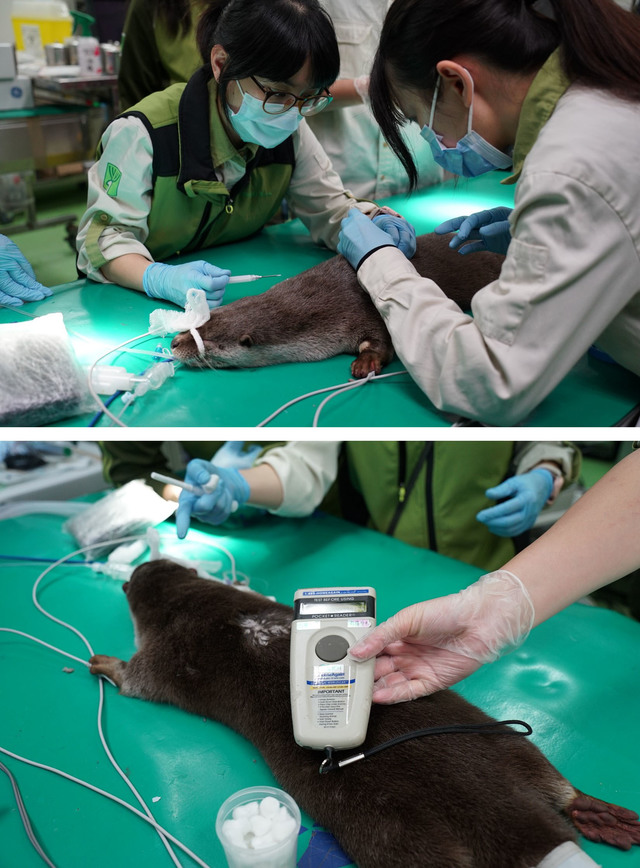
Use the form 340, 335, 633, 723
351, 349, 383, 379
89, 654, 127, 687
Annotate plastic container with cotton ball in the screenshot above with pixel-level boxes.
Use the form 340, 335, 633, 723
216, 786, 301, 868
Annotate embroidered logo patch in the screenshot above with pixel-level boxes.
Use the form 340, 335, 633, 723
104, 163, 122, 197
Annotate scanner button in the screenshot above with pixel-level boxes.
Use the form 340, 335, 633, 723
315, 635, 350, 662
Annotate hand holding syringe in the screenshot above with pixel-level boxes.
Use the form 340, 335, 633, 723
152, 462, 251, 539
150, 471, 238, 508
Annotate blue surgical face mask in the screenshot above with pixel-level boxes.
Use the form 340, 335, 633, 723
419, 74, 513, 177
227, 80, 303, 148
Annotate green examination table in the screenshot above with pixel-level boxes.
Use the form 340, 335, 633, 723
1, 174, 638, 427
1, 507, 639, 867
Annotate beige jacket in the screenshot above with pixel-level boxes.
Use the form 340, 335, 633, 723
357, 84, 640, 425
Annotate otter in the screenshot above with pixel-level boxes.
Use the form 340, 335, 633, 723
90, 560, 640, 868
170, 233, 504, 378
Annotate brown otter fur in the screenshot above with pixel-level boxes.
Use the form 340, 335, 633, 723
170, 233, 503, 377
90, 560, 640, 868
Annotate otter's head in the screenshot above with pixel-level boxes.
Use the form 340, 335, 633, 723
170, 302, 266, 369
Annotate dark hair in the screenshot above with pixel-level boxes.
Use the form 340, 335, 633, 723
370, 0, 640, 189
196, 0, 340, 115
156, 0, 193, 37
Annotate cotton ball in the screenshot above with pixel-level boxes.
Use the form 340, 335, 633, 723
250, 814, 271, 837
271, 819, 293, 842
277, 805, 291, 821
222, 819, 249, 848
271, 808, 296, 842
233, 817, 251, 836
252, 832, 276, 850
259, 796, 280, 819
234, 800, 259, 820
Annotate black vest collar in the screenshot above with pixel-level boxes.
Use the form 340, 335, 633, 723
177, 65, 219, 193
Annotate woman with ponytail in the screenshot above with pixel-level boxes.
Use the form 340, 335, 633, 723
337, 0, 640, 425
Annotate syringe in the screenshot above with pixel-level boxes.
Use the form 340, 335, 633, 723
227, 274, 282, 283
150, 471, 239, 511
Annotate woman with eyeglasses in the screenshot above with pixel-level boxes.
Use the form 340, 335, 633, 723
337, 0, 640, 426
76, 0, 414, 309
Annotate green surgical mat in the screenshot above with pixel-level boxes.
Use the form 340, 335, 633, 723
1, 174, 637, 427
1, 508, 640, 867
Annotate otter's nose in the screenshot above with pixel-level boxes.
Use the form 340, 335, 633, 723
123, 582, 129, 594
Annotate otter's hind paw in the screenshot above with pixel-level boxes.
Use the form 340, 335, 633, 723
89, 654, 127, 687
568, 791, 640, 850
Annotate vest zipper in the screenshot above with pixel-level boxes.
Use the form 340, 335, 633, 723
386, 443, 432, 538
185, 192, 237, 253
397, 441, 407, 503
425, 446, 437, 552
186, 201, 213, 252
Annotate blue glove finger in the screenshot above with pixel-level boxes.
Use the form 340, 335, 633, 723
176, 490, 234, 533
372, 215, 417, 258
213, 441, 262, 469
184, 458, 216, 488
4, 265, 52, 300
484, 478, 518, 501
372, 216, 400, 246
200, 263, 231, 287
0, 286, 24, 305
443, 207, 513, 251
479, 220, 511, 256
190, 489, 230, 523
476, 498, 524, 523
457, 241, 487, 256
175, 491, 198, 539
447, 213, 488, 250
434, 216, 467, 235
477, 510, 529, 537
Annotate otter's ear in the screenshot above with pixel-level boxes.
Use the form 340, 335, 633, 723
239, 334, 254, 348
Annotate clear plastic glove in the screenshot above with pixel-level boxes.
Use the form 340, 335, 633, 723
175, 459, 250, 539
435, 206, 513, 255
211, 440, 263, 470
476, 468, 554, 537
142, 261, 230, 309
349, 570, 535, 702
337, 208, 397, 270
0, 235, 52, 306
372, 214, 417, 259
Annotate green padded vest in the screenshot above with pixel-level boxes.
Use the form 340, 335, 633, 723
89, 66, 295, 266
325, 442, 518, 572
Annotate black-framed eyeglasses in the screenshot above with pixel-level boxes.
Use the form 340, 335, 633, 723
249, 76, 333, 116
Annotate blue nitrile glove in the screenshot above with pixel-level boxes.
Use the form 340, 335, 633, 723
475, 468, 554, 537
435, 207, 513, 255
337, 208, 397, 270
211, 441, 263, 470
372, 214, 417, 259
0, 234, 52, 306
175, 459, 251, 539
142, 261, 231, 309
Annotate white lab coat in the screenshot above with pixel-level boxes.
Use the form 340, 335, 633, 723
356, 85, 640, 425
305, 0, 442, 198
